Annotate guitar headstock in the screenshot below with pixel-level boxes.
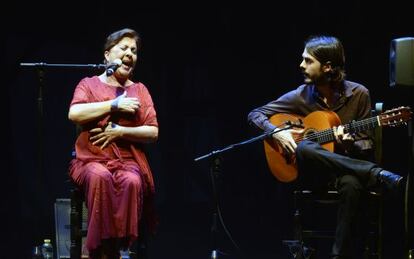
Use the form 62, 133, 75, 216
379, 106, 413, 127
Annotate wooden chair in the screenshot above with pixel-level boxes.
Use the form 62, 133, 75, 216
291, 189, 382, 259
285, 103, 384, 259
69, 183, 87, 259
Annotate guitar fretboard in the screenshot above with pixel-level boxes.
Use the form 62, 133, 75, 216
303, 116, 380, 144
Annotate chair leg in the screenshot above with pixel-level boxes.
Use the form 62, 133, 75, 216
129, 219, 148, 259
281, 191, 312, 259
70, 188, 83, 259
293, 209, 303, 241
293, 191, 303, 242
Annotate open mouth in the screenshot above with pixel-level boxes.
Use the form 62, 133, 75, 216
121, 60, 134, 70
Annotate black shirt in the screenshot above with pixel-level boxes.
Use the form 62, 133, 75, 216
247, 80, 373, 154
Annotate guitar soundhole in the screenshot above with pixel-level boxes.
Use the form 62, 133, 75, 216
304, 129, 318, 142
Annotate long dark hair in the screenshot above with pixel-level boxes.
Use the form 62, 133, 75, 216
305, 35, 346, 83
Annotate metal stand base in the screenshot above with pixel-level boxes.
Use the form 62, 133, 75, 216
282, 240, 315, 259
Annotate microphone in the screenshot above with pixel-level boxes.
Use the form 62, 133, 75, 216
106, 59, 122, 76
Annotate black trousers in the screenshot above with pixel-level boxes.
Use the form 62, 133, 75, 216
295, 140, 382, 258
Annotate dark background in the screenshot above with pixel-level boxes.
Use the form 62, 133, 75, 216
3, 2, 414, 258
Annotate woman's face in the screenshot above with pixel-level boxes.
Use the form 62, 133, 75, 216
104, 36, 138, 79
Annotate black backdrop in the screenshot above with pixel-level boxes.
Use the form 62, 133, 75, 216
3, 2, 414, 259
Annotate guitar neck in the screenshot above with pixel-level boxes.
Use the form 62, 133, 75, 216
306, 116, 380, 145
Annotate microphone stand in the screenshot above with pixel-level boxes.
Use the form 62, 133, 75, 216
20, 62, 106, 69
19, 62, 105, 245
194, 121, 302, 259
20, 62, 105, 181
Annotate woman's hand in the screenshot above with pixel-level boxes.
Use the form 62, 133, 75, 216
111, 91, 141, 114
89, 122, 123, 149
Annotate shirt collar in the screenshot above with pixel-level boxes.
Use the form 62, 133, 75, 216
310, 81, 353, 99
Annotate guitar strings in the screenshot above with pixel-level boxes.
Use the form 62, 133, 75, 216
287, 109, 405, 144
293, 116, 379, 143
291, 116, 379, 144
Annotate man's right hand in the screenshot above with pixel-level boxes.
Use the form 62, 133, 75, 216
272, 128, 301, 154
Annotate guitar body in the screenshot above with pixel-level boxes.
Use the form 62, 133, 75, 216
264, 111, 341, 182
263, 106, 411, 182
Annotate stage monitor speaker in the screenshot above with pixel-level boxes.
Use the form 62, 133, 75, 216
390, 37, 414, 87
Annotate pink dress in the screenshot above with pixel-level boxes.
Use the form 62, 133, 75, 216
69, 76, 158, 252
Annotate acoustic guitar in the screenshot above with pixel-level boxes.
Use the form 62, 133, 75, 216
264, 106, 412, 182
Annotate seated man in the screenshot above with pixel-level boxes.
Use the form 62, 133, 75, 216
247, 35, 404, 259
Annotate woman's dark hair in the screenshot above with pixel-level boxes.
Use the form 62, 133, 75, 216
305, 35, 346, 83
104, 28, 141, 53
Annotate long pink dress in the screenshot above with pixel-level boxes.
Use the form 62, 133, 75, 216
69, 76, 158, 252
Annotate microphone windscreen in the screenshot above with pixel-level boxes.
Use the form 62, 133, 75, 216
106, 59, 122, 76
113, 58, 122, 66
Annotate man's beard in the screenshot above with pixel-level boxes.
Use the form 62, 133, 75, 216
304, 72, 330, 85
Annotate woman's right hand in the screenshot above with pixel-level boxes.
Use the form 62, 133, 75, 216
111, 91, 140, 114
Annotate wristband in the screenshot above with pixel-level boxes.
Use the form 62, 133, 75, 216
111, 98, 119, 112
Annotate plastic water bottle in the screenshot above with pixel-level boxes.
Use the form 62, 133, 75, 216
41, 239, 53, 259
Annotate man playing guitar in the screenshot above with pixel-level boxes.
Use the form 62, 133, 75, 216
248, 35, 406, 259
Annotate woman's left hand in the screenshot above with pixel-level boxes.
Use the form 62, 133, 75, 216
89, 122, 123, 149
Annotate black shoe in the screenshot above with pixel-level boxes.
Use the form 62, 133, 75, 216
378, 170, 404, 190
